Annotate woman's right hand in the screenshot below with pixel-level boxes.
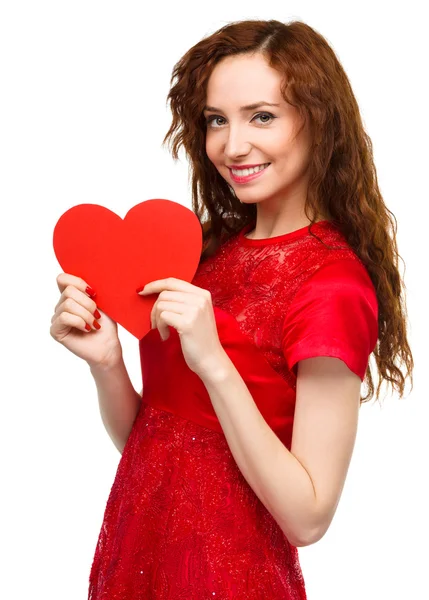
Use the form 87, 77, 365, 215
50, 273, 123, 369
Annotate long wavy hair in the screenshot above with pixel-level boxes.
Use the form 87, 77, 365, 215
160, 18, 414, 405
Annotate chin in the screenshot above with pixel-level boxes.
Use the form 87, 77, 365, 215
236, 197, 261, 204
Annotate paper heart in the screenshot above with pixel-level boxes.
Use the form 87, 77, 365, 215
53, 199, 203, 339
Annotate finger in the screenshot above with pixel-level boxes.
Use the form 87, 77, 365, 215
156, 310, 182, 340
155, 290, 202, 305
140, 277, 197, 295
56, 272, 96, 298
54, 283, 98, 315
53, 296, 100, 330
154, 300, 185, 340
51, 310, 95, 335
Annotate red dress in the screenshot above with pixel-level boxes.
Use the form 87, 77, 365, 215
88, 220, 378, 599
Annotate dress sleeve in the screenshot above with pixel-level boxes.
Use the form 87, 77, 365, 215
281, 258, 379, 381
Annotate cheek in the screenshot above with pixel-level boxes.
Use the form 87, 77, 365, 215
205, 136, 217, 162
205, 140, 225, 174
269, 130, 292, 153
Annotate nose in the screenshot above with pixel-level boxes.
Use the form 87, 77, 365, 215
223, 125, 252, 160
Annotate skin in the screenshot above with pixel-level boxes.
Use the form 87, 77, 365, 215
204, 52, 326, 238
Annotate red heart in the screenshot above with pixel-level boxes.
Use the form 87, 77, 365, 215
53, 199, 202, 339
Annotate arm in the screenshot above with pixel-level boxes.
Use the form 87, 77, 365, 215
200, 352, 361, 547
89, 358, 142, 454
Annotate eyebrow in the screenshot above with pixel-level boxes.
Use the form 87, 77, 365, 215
203, 101, 281, 113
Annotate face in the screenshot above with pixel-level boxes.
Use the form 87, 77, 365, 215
204, 53, 313, 210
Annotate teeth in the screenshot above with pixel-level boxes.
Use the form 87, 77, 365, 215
231, 163, 270, 177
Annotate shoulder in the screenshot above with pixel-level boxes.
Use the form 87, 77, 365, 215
285, 256, 379, 329
282, 257, 379, 382
300, 257, 377, 300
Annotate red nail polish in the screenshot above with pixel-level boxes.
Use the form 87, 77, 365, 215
136, 286, 144, 293
86, 285, 96, 298
85, 323, 91, 331
93, 320, 101, 330
94, 309, 101, 320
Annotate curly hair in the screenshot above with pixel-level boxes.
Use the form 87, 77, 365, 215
160, 18, 414, 405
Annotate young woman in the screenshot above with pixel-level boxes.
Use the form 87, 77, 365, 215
51, 19, 414, 600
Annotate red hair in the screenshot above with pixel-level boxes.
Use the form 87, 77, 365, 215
161, 19, 414, 405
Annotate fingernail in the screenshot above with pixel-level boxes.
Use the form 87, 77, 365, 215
86, 285, 96, 298
93, 320, 101, 330
94, 308, 101, 320
136, 286, 144, 293
85, 323, 91, 331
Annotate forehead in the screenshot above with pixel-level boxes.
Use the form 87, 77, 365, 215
206, 54, 283, 106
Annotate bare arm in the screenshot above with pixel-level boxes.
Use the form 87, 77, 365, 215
200, 353, 361, 547
89, 358, 142, 454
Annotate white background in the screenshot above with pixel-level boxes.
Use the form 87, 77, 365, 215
1, 1, 427, 598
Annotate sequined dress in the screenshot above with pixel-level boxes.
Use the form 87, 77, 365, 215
88, 220, 378, 599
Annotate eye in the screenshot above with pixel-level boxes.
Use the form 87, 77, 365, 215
205, 112, 277, 129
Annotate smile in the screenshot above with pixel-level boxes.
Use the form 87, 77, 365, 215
229, 163, 270, 184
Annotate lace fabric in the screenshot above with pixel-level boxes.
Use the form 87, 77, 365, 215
88, 220, 378, 599
89, 403, 307, 599
196, 221, 377, 388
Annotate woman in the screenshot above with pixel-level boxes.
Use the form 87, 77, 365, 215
51, 19, 414, 599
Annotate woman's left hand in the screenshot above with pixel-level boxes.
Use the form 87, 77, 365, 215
137, 277, 227, 379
